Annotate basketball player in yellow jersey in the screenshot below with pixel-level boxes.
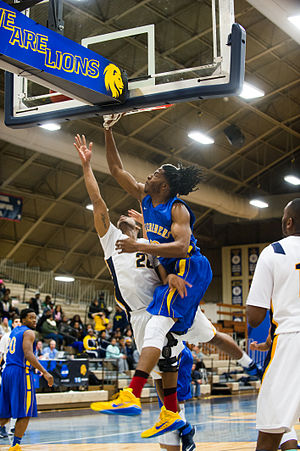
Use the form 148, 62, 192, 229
247, 198, 300, 451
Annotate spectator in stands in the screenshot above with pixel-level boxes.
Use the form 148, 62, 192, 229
0, 317, 11, 337
125, 337, 139, 369
98, 330, 109, 358
0, 280, 5, 300
83, 328, 99, 358
69, 314, 84, 330
192, 344, 206, 370
58, 315, 75, 346
191, 363, 202, 398
93, 311, 109, 334
105, 322, 113, 340
112, 305, 128, 334
29, 291, 41, 316
35, 340, 44, 359
43, 340, 59, 359
106, 337, 129, 375
41, 309, 63, 346
88, 298, 101, 319
41, 295, 53, 311
0, 291, 14, 319
0, 315, 20, 366
54, 305, 63, 324
72, 321, 84, 341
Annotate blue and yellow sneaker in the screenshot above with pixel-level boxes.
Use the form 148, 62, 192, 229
244, 361, 263, 379
141, 406, 185, 438
8, 445, 22, 451
90, 387, 142, 416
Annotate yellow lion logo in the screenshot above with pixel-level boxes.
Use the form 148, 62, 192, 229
104, 64, 124, 98
80, 364, 87, 376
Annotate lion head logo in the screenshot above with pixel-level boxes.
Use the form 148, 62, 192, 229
104, 64, 124, 98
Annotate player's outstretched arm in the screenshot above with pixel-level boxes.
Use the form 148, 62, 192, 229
104, 126, 145, 201
74, 134, 110, 238
23, 330, 54, 387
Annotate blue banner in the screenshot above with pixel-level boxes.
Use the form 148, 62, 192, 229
0, 192, 23, 222
231, 279, 243, 305
248, 247, 259, 276
231, 248, 242, 277
0, 1, 127, 104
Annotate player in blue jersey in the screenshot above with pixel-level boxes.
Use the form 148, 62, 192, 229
100, 115, 256, 438
0, 308, 53, 451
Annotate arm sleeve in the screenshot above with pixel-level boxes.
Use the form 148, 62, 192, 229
99, 223, 122, 259
246, 246, 274, 309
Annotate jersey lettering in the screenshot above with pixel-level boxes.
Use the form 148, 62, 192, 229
8, 336, 16, 354
136, 252, 153, 269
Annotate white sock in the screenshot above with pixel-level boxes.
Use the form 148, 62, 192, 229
237, 351, 252, 367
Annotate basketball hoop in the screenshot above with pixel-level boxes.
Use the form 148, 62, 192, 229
125, 104, 174, 115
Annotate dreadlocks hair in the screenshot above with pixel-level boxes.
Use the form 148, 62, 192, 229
161, 163, 203, 197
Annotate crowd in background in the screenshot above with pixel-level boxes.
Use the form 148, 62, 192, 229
0, 279, 207, 394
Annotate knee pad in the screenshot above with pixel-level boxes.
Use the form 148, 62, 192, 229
158, 332, 179, 372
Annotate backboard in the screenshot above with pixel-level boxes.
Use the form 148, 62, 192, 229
3, 0, 246, 128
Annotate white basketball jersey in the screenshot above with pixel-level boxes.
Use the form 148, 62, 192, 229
99, 223, 161, 313
247, 235, 300, 334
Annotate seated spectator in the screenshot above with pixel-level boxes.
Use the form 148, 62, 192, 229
104, 321, 113, 340
93, 311, 109, 334
0, 293, 13, 319
35, 340, 44, 359
69, 314, 84, 330
41, 295, 53, 310
29, 291, 41, 316
106, 337, 129, 375
83, 328, 99, 358
98, 330, 109, 358
191, 363, 202, 398
0, 317, 11, 337
43, 339, 59, 359
0, 280, 6, 300
54, 305, 63, 324
192, 344, 206, 370
58, 315, 76, 346
124, 337, 139, 369
41, 309, 63, 346
112, 305, 128, 334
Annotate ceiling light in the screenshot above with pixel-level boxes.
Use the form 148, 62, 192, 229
86, 204, 94, 211
288, 15, 300, 30
40, 123, 61, 131
239, 82, 265, 100
188, 131, 214, 145
249, 199, 269, 209
55, 276, 75, 282
284, 174, 300, 186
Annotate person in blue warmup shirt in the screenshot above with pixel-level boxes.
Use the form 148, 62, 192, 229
0, 309, 53, 451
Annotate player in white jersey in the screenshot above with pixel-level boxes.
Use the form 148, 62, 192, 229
246, 198, 300, 451
74, 133, 262, 443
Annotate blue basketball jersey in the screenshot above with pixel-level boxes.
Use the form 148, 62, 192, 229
142, 194, 199, 273
6, 325, 36, 370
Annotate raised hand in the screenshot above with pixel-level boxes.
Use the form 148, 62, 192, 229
128, 208, 143, 225
74, 134, 93, 165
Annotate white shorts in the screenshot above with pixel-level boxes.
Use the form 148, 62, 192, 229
257, 332, 300, 434
159, 404, 185, 447
180, 307, 216, 344
280, 427, 298, 446
130, 309, 162, 380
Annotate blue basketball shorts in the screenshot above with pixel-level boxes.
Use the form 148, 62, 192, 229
0, 365, 37, 419
147, 252, 213, 333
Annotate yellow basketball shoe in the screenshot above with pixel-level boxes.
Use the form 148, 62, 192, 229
90, 387, 142, 416
9, 445, 22, 450
141, 406, 185, 438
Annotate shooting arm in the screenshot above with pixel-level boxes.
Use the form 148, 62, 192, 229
105, 129, 145, 200
82, 162, 110, 237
